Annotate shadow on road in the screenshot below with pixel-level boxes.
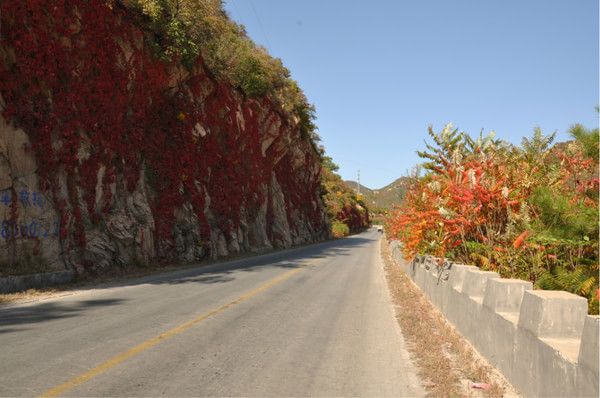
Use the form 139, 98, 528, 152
0, 298, 127, 333
0, 232, 378, 331
113, 232, 376, 287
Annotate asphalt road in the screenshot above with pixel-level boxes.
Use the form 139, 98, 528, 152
0, 229, 424, 397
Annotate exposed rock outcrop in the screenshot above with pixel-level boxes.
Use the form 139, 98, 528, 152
0, 1, 330, 274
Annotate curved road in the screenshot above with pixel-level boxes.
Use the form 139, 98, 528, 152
0, 229, 423, 397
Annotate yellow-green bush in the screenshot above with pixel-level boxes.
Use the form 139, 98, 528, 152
127, 1, 305, 106
331, 221, 350, 238
321, 155, 370, 235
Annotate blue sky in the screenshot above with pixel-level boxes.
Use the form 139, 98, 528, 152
224, 0, 599, 189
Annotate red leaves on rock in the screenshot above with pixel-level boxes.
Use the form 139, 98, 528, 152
0, 0, 325, 256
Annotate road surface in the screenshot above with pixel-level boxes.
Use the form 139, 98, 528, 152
0, 229, 424, 397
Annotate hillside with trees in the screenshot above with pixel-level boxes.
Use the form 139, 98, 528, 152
344, 178, 408, 223
322, 158, 370, 237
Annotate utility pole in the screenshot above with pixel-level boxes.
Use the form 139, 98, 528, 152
357, 170, 360, 195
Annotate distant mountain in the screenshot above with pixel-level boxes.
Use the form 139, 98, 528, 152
344, 180, 373, 196
344, 177, 409, 211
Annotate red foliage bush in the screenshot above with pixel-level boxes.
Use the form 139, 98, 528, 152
386, 125, 599, 312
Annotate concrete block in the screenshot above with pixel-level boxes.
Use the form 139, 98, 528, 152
512, 329, 539, 396
514, 328, 578, 397
442, 282, 465, 325
576, 368, 599, 398
518, 290, 587, 339
483, 278, 532, 313
452, 270, 500, 354
462, 269, 500, 299
437, 276, 454, 314
446, 281, 488, 339
444, 264, 478, 326
426, 269, 443, 304
578, 315, 599, 372
576, 315, 599, 397
477, 306, 518, 379
447, 263, 478, 291
413, 259, 429, 289
417, 264, 430, 294
419, 258, 442, 296
428, 263, 453, 309
425, 269, 443, 307
406, 256, 419, 280
454, 294, 483, 342
417, 259, 432, 289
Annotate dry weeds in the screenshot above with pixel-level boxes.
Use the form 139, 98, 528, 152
381, 237, 520, 398
0, 288, 62, 305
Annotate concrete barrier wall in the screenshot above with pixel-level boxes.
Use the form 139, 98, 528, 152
389, 241, 599, 398
0, 270, 75, 294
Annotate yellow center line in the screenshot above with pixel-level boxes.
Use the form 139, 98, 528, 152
40, 265, 308, 398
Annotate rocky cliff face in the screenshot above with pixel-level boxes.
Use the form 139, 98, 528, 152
0, 1, 329, 274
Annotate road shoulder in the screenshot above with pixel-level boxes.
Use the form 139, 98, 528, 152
380, 236, 521, 397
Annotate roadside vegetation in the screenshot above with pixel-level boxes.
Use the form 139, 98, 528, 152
344, 177, 408, 223
321, 156, 370, 237
386, 122, 599, 313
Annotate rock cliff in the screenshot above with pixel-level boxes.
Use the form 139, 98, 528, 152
0, 1, 330, 274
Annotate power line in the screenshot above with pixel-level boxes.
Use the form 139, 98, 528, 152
230, 0, 245, 26
332, 155, 402, 176
248, 0, 272, 49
